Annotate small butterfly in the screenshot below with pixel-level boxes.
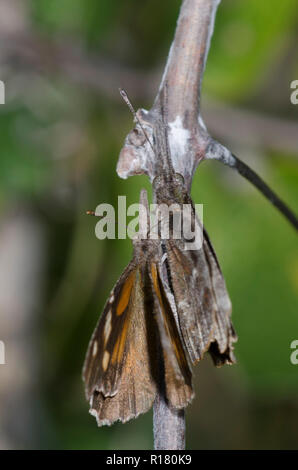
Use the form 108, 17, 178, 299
83, 97, 237, 426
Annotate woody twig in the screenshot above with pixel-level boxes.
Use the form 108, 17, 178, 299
117, 0, 222, 450
117, 0, 218, 193
116, 0, 297, 451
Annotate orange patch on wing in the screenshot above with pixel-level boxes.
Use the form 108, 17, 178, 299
116, 271, 136, 316
151, 263, 163, 306
111, 318, 129, 365
150, 262, 187, 369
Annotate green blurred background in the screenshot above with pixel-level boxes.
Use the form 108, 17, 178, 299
0, 0, 297, 449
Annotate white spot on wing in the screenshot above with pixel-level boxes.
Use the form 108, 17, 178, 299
92, 341, 98, 357
103, 310, 112, 345
89, 408, 97, 418
102, 351, 110, 371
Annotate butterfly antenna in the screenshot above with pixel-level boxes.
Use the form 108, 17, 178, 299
119, 88, 155, 154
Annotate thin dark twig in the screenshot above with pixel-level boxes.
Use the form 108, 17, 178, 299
205, 141, 298, 231
233, 154, 298, 230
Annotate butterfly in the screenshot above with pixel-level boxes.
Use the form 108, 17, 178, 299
83, 100, 237, 427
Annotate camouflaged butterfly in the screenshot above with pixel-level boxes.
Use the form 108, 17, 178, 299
83, 104, 237, 427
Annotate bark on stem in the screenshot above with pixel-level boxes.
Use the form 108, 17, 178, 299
116, 0, 297, 451
153, 397, 185, 450
118, 0, 222, 450
117, 0, 220, 191
156, 0, 219, 126
151, 0, 221, 450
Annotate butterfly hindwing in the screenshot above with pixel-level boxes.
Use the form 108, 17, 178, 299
161, 200, 237, 367
150, 261, 193, 409
165, 239, 216, 364
202, 229, 237, 365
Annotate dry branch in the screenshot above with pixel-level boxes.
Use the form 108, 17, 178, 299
115, 0, 297, 450
117, 0, 220, 192
117, 0, 222, 450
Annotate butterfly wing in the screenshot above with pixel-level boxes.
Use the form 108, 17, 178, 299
202, 229, 237, 365
164, 239, 216, 364
83, 263, 157, 426
150, 261, 193, 409
164, 231, 237, 367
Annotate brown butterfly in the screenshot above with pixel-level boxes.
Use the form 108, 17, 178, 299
83, 101, 237, 427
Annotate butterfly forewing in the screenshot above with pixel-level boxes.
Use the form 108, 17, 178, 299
83, 263, 136, 399
84, 263, 158, 425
